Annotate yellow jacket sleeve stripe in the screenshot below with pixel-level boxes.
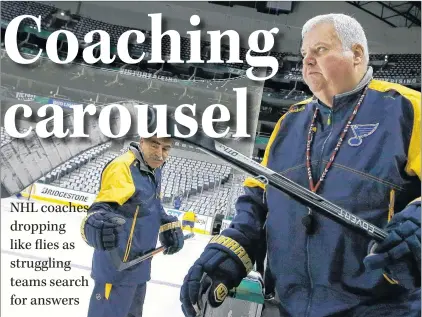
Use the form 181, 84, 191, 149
244, 99, 312, 190
405, 93, 421, 179
243, 115, 284, 190
368, 80, 421, 179
368, 81, 421, 287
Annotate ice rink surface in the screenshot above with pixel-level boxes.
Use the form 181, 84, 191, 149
1, 198, 210, 317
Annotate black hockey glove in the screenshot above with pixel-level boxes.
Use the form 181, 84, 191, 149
81, 211, 126, 251
159, 216, 184, 255
180, 229, 254, 317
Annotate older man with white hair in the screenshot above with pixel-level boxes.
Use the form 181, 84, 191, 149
180, 13, 420, 317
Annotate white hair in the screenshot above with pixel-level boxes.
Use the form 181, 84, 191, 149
301, 13, 369, 64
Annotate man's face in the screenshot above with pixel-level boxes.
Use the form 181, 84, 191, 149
301, 23, 356, 95
140, 137, 173, 169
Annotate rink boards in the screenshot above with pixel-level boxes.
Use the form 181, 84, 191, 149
20, 183, 215, 235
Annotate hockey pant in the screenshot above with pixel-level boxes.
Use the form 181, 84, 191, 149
182, 220, 194, 228
87, 282, 146, 317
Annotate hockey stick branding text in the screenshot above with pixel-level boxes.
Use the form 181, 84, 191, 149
337, 209, 376, 233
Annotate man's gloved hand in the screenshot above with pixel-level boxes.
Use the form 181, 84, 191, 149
159, 216, 184, 255
180, 230, 253, 317
81, 211, 126, 251
364, 200, 421, 289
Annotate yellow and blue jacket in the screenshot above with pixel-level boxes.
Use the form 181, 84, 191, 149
229, 70, 421, 316
87, 142, 171, 285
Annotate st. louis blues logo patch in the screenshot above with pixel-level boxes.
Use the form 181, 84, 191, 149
348, 123, 379, 147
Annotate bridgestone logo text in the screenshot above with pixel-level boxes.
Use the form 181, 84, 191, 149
337, 209, 375, 233
41, 188, 89, 202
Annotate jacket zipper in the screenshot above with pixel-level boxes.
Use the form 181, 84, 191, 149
139, 162, 159, 194
317, 109, 334, 175
144, 167, 158, 186
305, 108, 334, 317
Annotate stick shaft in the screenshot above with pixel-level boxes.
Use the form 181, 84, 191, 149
111, 233, 195, 271
184, 139, 387, 242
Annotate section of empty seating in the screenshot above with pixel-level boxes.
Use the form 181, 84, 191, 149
262, 87, 310, 102
180, 182, 232, 216
17, 131, 246, 217
374, 54, 421, 81
50, 149, 122, 194
0, 127, 13, 146
43, 144, 235, 212
72, 17, 112, 43
0, 127, 29, 147
179, 174, 246, 217
1, 1, 53, 28
161, 156, 231, 205
1, 1, 29, 22
38, 142, 113, 189
1, 127, 10, 146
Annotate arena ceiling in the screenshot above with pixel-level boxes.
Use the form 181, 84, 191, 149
207, 1, 420, 27
347, 1, 421, 27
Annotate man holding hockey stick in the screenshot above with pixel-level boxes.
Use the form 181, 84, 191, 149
80, 136, 185, 317
180, 13, 421, 317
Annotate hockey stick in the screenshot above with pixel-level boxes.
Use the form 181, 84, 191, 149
110, 233, 195, 272
175, 132, 388, 242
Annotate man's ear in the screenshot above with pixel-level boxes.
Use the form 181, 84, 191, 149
352, 44, 365, 65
